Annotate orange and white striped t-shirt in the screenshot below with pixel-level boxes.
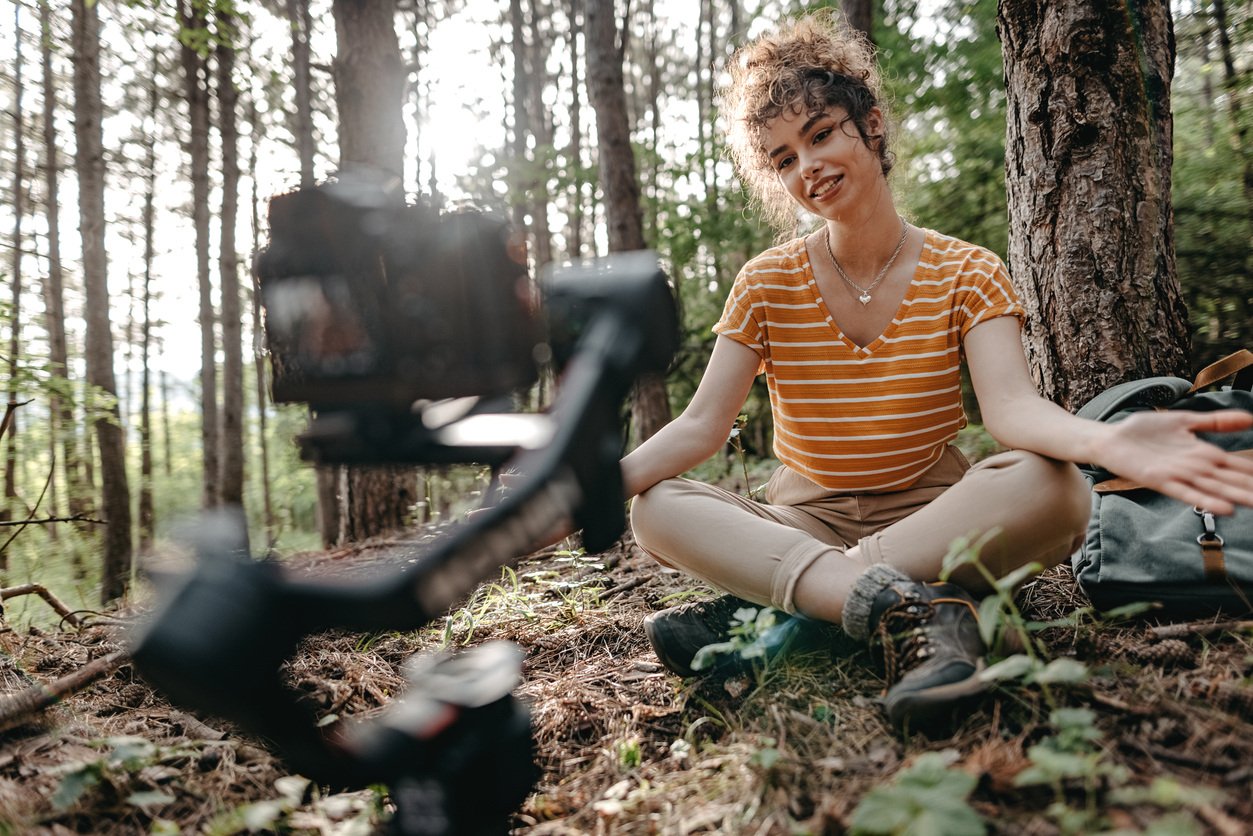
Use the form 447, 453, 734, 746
714, 228, 1025, 493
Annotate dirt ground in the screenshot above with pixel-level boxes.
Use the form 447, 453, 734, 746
0, 528, 1250, 835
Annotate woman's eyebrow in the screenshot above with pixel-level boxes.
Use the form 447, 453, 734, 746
767, 113, 828, 160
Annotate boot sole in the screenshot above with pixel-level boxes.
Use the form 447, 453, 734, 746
884, 658, 989, 733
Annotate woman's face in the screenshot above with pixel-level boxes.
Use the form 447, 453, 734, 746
763, 104, 885, 220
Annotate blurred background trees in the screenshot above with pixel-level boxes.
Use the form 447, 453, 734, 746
0, 0, 1247, 617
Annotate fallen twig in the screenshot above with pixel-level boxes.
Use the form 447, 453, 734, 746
1148, 620, 1253, 640
0, 650, 128, 733
0, 583, 84, 628
0, 514, 106, 528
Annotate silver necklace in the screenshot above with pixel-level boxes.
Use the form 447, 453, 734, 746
825, 220, 909, 305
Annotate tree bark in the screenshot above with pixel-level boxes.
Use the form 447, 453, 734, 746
249, 95, 276, 543
999, 0, 1189, 409
180, 0, 219, 507
287, 0, 316, 188
566, 0, 586, 258
585, 0, 671, 442
526, 0, 554, 269
139, 48, 159, 554
218, 7, 246, 515
42, 0, 90, 545
333, 0, 406, 181
330, 0, 417, 545
73, 0, 133, 604
5, 0, 25, 569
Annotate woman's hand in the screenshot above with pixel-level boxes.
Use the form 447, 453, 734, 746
1094, 409, 1253, 515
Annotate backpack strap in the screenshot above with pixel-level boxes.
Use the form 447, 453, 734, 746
1189, 349, 1253, 393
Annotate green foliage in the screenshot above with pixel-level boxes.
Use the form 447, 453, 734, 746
1171, 3, 1253, 370
51, 736, 173, 813
849, 750, 986, 836
881, 0, 1010, 258
202, 775, 383, 836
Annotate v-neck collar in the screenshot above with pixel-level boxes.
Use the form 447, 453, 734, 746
800, 228, 929, 357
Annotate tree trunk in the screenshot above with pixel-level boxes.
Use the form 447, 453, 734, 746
526, 0, 554, 269
5, 0, 25, 568
566, 0, 585, 258
841, 0, 874, 44
73, 0, 132, 604
999, 0, 1189, 409
333, 0, 406, 180
1210, 0, 1253, 216
288, 0, 316, 188
249, 94, 276, 544
41, 0, 90, 542
509, 0, 531, 241
330, 0, 416, 545
585, 0, 671, 442
180, 0, 219, 507
139, 48, 159, 555
218, 7, 246, 515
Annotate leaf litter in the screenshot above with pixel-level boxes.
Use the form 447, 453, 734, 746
0, 526, 1250, 835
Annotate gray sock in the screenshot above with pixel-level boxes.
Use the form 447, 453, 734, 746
842, 564, 912, 642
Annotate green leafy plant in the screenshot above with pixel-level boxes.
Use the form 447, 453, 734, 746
727, 414, 761, 500
849, 750, 986, 836
1014, 708, 1130, 834
51, 736, 167, 813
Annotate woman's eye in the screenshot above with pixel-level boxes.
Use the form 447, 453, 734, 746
813, 128, 832, 143
777, 155, 795, 171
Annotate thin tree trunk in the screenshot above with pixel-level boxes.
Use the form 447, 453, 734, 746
159, 365, 173, 477
73, 0, 133, 604
566, 0, 585, 259
138, 48, 159, 554
527, 0, 554, 269
1210, 0, 1253, 219
585, 0, 671, 442
509, 0, 531, 242
5, 0, 25, 570
180, 0, 219, 507
999, 0, 1189, 408
288, 0, 316, 188
249, 86, 276, 544
218, 7, 245, 515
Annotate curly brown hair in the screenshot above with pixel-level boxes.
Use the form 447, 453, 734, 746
723, 11, 894, 231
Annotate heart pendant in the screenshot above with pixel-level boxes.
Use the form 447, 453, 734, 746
858, 292, 872, 305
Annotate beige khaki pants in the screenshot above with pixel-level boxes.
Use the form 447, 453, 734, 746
630, 447, 1091, 622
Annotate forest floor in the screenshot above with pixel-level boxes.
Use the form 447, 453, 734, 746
0, 516, 1250, 835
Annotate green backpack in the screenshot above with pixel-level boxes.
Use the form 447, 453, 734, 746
1070, 350, 1253, 619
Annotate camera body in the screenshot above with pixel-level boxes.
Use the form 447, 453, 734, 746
255, 178, 542, 414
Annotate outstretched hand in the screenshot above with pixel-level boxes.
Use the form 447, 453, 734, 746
1096, 409, 1253, 515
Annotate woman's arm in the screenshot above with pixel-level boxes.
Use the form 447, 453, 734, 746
620, 335, 763, 498
965, 317, 1253, 514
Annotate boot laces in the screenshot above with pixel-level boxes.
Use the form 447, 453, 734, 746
875, 596, 978, 685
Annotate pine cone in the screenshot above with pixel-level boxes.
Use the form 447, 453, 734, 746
1132, 639, 1192, 667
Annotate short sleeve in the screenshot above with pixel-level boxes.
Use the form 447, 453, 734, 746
712, 268, 766, 356
958, 251, 1026, 338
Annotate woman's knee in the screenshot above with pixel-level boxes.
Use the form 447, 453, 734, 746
1002, 451, 1092, 538
629, 478, 687, 553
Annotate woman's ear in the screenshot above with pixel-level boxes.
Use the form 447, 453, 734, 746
866, 106, 885, 142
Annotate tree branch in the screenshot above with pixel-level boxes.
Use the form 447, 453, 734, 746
0, 650, 127, 733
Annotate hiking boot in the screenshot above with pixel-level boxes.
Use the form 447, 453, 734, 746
867, 579, 988, 731
644, 594, 812, 677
